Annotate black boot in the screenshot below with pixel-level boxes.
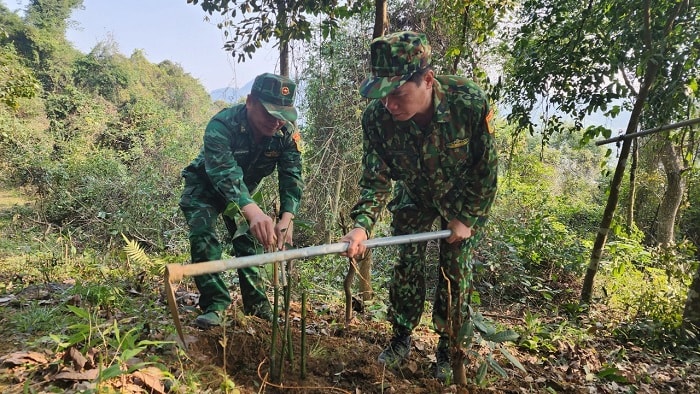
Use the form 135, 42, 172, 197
435, 337, 452, 382
378, 333, 412, 368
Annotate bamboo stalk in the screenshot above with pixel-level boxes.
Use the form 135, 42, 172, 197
300, 291, 307, 379
270, 283, 280, 383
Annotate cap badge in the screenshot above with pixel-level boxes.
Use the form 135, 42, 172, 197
281, 86, 290, 95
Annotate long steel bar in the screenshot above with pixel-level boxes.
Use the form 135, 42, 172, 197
595, 117, 700, 146
165, 229, 452, 346
166, 229, 451, 281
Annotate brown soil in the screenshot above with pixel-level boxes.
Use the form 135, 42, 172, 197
175, 299, 700, 394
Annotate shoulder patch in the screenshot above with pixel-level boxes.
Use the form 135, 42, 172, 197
292, 131, 303, 153
485, 109, 495, 135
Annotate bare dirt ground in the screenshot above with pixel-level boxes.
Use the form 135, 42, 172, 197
171, 295, 700, 394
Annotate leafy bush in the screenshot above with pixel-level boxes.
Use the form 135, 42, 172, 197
598, 233, 694, 330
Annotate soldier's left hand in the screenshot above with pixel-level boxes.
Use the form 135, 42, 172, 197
446, 219, 472, 244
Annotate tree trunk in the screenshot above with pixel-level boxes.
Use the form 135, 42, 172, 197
626, 139, 638, 235
682, 264, 700, 336
277, 0, 289, 76
327, 164, 345, 244
580, 62, 661, 303
373, 0, 388, 38
451, 6, 470, 75
358, 250, 373, 301
581, 0, 685, 303
655, 140, 685, 245
361, 0, 389, 302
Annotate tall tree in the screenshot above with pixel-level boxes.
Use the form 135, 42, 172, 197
188, 0, 366, 76
19, 0, 84, 91
372, 0, 387, 38
24, 0, 83, 35
502, 0, 699, 304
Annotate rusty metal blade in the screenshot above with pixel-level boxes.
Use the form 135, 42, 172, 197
165, 265, 186, 347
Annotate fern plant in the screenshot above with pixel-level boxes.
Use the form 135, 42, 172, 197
122, 233, 166, 277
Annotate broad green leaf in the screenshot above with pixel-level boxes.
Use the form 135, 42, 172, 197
67, 305, 90, 320
99, 364, 124, 381
475, 361, 488, 384
485, 329, 520, 343
487, 355, 508, 378
500, 347, 527, 372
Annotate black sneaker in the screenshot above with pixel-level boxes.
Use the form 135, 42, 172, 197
435, 338, 452, 382
378, 334, 412, 368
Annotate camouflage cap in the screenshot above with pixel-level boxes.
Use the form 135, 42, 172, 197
251, 73, 298, 122
359, 31, 432, 99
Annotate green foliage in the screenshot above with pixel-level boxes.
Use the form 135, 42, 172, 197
458, 308, 526, 386
489, 129, 605, 278
0, 45, 41, 109
296, 21, 370, 245
48, 305, 174, 388
596, 224, 697, 343
599, 257, 691, 328
0, 9, 212, 253
680, 168, 700, 253
516, 311, 592, 354
73, 49, 130, 102
67, 282, 125, 313
391, 0, 515, 84
24, 0, 85, 35
188, 0, 368, 62
9, 302, 69, 334
502, 0, 698, 142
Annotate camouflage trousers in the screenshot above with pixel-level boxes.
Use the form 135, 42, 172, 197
179, 179, 271, 316
387, 186, 485, 339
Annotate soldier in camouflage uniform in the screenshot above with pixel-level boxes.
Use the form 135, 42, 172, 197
340, 32, 498, 380
180, 73, 303, 329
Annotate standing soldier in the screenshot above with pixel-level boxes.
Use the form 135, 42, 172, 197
340, 31, 498, 381
180, 73, 303, 328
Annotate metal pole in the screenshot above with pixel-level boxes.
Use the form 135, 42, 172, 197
595, 117, 700, 146
166, 229, 452, 281
165, 229, 452, 346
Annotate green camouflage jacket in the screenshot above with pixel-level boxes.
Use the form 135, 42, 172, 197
182, 104, 303, 216
351, 75, 498, 234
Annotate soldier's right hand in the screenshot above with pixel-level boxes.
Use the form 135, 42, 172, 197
242, 203, 277, 251
340, 227, 368, 259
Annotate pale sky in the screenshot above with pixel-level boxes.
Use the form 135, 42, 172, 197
3, 0, 279, 91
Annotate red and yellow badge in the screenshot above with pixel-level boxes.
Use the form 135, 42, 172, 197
281, 86, 290, 96
292, 131, 303, 152
485, 109, 495, 135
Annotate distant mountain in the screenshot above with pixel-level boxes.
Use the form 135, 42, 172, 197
209, 79, 254, 103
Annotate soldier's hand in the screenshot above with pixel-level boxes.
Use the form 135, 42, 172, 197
275, 212, 294, 250
242, 203, 277, 251
446, 218, 472, 244
340, 227, 368, 259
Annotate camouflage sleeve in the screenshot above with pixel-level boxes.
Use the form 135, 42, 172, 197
440, 105, 498, 229
350, 111, 393, 235
278, 127, 304, 216
202, 116, 255, 209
